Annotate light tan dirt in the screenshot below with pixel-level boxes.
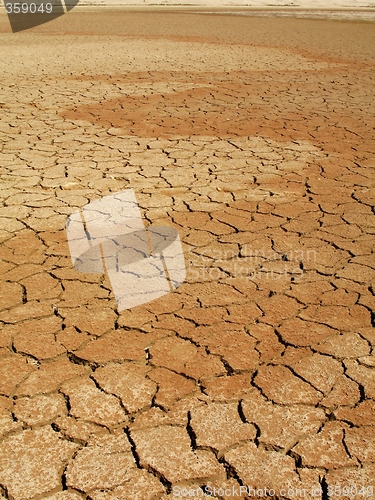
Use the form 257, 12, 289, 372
0, 9, 374, 499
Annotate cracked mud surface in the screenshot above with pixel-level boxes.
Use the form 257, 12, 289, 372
0, 10, 375, 500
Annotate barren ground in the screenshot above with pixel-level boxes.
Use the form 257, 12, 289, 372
0, 10, 375, 500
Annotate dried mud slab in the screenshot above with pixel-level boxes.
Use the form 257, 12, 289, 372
0, 10, 374, 499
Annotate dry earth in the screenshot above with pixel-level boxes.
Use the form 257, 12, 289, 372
0, 10, 375, 500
